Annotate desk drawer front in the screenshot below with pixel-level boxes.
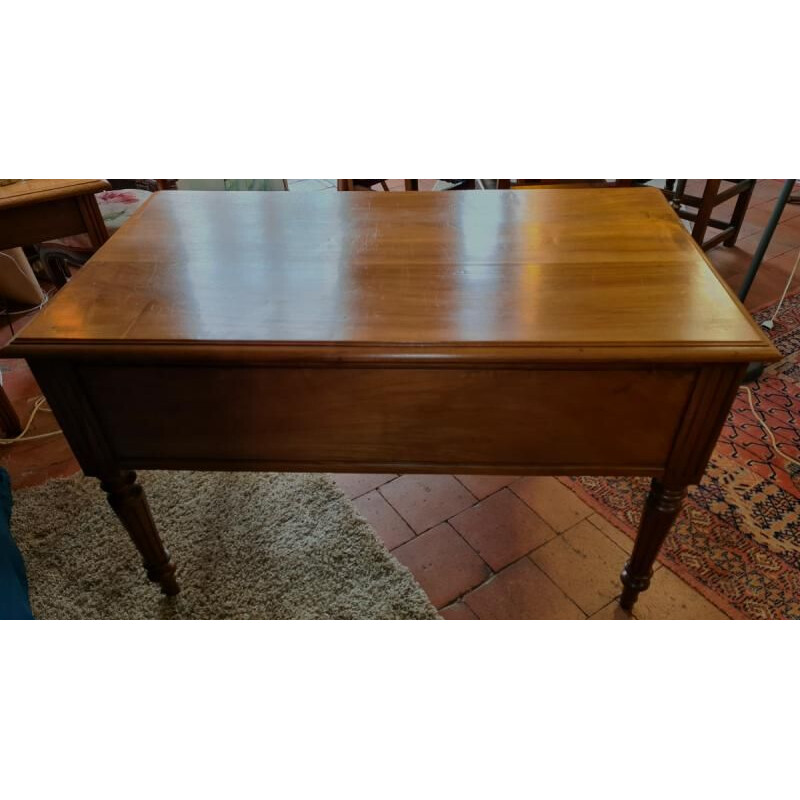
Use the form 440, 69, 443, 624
78, 365, 695, 474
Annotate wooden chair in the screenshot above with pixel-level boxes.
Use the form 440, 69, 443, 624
498, 179, 640, 189
339, 180, 510, 191
337, 180, 418, 191
661, 180, 756, 250
500, 180, 755, 252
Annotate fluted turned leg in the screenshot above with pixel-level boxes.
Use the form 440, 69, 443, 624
620, 479, 687, 611
100, 470, 179, 596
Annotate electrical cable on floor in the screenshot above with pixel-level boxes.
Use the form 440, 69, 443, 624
0, 395, 62, 445
1, 294, 50, 315
760, 246, 800, 330
742, 385, 800, 469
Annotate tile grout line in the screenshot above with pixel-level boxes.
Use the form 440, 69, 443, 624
380, 476, 482, 539
344, 474, 400, 502
523, 513, 633, 617
523, 551, 614, 618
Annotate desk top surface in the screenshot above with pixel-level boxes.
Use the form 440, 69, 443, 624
11, 188, 778, 364
0, 179, 110, 210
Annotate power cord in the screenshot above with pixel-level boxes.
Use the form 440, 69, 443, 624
760, 246, 800, 331
0, 395, 62, 445
742, 385, 800, 470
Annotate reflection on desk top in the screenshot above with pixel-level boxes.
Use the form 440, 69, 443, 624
10, 188, 779, 364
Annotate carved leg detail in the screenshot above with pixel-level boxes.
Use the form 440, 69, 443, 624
100, 470, 179, 596
620, 479, 687, 611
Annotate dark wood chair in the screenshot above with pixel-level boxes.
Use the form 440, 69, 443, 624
498, 179, 642, 189
336, 178, 475, 192
499, 180, 756, 252
337, 180, 418, 191
662, 179, 755, 250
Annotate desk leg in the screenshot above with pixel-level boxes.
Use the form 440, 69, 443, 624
620, 479, 687, 610
76, 194, 110, 249
100, 470, 180, 596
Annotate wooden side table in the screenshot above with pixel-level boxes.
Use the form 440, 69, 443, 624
0, 179, 110, 435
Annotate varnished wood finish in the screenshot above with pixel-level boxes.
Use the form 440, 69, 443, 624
620, 479, 687, 609
0, 179, 109, 210
11, 190, 775, 364
8, 189, 780, 607
662, 365, 748, 485
0, 179, 111, 251
77, 364, 695, 473
619, 363, 747, 606
100, 470, 179, 595
27, 359, 179, 595
0, 198, 86, 251
77, 193, 110, 249
0, 179, 109, 434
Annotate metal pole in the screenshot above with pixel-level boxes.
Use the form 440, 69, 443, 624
738, 179, 796, 301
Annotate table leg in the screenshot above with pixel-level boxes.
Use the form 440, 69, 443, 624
691, 179, 721, 249
100, 469, 180, 595
620, 478, 687, 611
76, 194, 110, 250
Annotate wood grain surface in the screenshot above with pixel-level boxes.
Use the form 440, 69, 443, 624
10, 188, 776, 365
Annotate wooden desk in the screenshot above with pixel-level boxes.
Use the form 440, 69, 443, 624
6, 188, 779, 612
0, 179, 110, 436
0, 179, 111, 252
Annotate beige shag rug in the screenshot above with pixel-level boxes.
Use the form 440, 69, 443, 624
12, 471, 438, 620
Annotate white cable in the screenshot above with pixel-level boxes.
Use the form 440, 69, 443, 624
761, 246, 800, 330
742, 385, 800, 469
2, 293, 50, 315
0, 395, 61, 445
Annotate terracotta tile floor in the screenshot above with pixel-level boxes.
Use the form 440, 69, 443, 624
1, 179, 797, 618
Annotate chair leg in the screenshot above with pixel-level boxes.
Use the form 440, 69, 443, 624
671, 179, 687, 209
726, 180, 756, 247
692, 179, 722, 248
38, 249, 84, 288
380, 181, 390, 191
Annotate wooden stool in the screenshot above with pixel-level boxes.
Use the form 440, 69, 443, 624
662, 179, 755, 250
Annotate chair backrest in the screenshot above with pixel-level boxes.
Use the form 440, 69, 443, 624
337, 180, 418, 191
499, 179, 639, 190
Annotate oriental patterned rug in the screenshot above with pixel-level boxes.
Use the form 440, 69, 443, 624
562, 292, 800, 619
